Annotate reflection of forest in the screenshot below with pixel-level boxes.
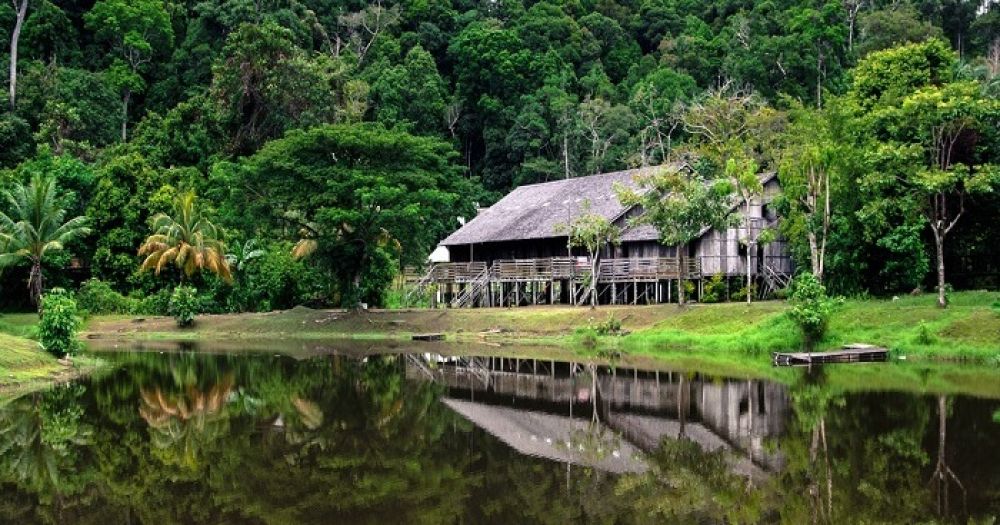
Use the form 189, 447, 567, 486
0, 351, 996, 524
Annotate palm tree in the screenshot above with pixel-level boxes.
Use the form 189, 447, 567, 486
138, 191, 233, 283
0, 175, 90, 306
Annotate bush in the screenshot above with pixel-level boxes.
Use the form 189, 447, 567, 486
915, 321, 935, 345
139, 288, 173, 316
39, 290, 82, 357
77, 278, 138, 314
732, 283, 757, 302
221, 242, 328, 312
169, 285, 199, 327
701, 274, 726, 303
787, 274, 836, 347
682, 280, 695, 301
590, 313, 623, 336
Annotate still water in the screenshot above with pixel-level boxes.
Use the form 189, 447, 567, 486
1, 345, 998, 524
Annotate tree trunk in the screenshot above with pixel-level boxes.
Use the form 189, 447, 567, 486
9, 0, 28, 111
746, 208, 753, 306
677, 245, 687, 305
121, 89, 131, 142
589, 252, 598, 309
933, 227, 947, 308
29, 258, 43, 312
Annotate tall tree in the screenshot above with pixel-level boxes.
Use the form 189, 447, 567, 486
84, 0, 173, 142
0, 175, 90, 306
224, 124, 475, 307
555, 200, 621, 308
138, 191, 232, 283
889, 82, 999, 307
617, 166, 735, 305
7, 0, 27, 110
779, 104, 843, 282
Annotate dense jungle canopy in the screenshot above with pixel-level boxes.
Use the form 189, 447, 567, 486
0, 0, 998, 308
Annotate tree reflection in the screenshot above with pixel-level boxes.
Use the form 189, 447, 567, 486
615, 436, 766, 523
0, 384, 92, 497
139, 373, 235, 469
0, 352, 998, 524
929, 395, 967, 517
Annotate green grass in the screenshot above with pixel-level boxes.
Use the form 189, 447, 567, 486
822, 291, 1000, 360
622, 302, 799, 356
3, 292, 994, 399
77, 291, 1000, 363
0, 312, 40, 340
617, 291, 1000, 362
0, 313, 104, 400
0, 332, 61, 388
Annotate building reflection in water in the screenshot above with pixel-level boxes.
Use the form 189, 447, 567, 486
405, 354, 790, 477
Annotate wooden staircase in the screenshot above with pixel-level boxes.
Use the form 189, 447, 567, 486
761, 263, 790, 298
451, 266, 493, 308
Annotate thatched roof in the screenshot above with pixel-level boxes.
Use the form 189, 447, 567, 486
441, 165, 680, 246
440, 166, 777, 246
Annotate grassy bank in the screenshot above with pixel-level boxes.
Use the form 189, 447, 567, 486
3, 293, 997, 399
622, 291, 1000, 362
77, 291, 1000, 362
0, 316, 103, 401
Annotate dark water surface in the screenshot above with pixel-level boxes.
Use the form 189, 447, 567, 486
1, 345, 998, 524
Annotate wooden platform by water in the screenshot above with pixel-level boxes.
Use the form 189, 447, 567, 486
773, 344, 889, 367
412, 333, 445, 342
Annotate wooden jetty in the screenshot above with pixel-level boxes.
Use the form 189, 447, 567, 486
412, 333, 445, 342
773, 344, 889, 367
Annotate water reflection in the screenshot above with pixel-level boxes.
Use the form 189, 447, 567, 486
405, 355, 788, 476
0, 349, 996, 524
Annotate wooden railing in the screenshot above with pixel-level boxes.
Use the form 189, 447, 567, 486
430, 262, 487, 282
597, 257, 700, 282
427, 257, 700, 284
492, 257, 588, 282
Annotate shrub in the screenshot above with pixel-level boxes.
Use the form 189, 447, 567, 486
915, 321, 935, 345
138, 288, 173, 316
39, 290, 82, 357
787, 274, 836, 347
77, 278, 138, 314
732, 283, 757, 302
169, 285, 199, 327
590, 313, 623, 336
701, 274, 726, 303
683, 280, 696, 301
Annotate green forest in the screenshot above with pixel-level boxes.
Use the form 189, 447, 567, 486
0, 0, 998, 313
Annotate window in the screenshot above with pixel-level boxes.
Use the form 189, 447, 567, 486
762, 202, 777, 221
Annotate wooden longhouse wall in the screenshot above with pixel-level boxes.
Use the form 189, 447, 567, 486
422, 164, 794, 307
695, 177, 793, 276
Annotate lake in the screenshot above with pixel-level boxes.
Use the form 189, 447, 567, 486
1, 343, 998, 523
